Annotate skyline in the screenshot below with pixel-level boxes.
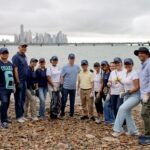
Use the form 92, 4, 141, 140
0, 0, 150, 42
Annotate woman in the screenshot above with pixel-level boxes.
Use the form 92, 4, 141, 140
47, 56, 61, 118
95, 61, 110, 123
36, 58, 48, 119
107, 57, 125, 118
112, 58, 140, 137
103, 62, 116, 124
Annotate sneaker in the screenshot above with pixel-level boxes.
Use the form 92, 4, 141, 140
31, 117, 38, 121
22, 117, 28, 121
139, 135, 150, 145
126, 132, 140, 136
95, 118, 101, 124
112, 132, 124, 137
80, 116, 89, 120
90, 116, 95, 121
1, 122, 9, 129
17, 118, 25, 123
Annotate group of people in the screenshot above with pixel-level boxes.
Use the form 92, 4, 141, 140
0, 43, 150, 145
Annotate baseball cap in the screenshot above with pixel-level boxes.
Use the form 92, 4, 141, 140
0, 47, 9, 54
51, 56, 58, 61
101, 61, 109, 66
81, 60, 88, 65
19, 42, 28, 47
39, 58, 46, 63
68, 53, 75, 59
30, 58, 38, 63
124, 58, 134, 65
134, 47, 150, 56
113, 57, 122, 63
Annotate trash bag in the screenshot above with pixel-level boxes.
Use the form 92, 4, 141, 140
50, 91, 61, 119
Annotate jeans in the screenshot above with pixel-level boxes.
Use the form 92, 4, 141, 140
104, 99, 115, 123
14, 82, 27, 119
110, 95, 124, 118
38, 87, 47, 117
61, 88, 76, 116
141, 98, 150, 135
0, 91, 11, 123
113, 92, 140, 134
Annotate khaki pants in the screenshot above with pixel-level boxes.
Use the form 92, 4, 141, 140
48, 82, 60, 99
24, 89, 37, 118
141, 98, 150, 135
80, 89, 94, 117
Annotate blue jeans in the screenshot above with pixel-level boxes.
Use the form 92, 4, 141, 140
104, 100, 115, 123
38, 87, 47, 117
0, 91, 11, 123
14, 82, 27, 119
113, 92, 140, 134
110, 95, 124, 118
61, 88, 76, 116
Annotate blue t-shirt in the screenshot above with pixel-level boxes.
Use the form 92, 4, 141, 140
0, 60, 14, 92
61, 64, 80, 89
26, 66, 37, 89
36, 68, 47, 88
12, 52, 28, 83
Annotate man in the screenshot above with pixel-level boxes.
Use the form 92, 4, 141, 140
134, 47, 150, 145
24, 58, 38, 121
0, 48, 16, 128
60, 53, 80, 117
78, 60, 94, 121
12, 42, 28, 123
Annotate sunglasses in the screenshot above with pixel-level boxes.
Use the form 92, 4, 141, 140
1, 52, 9, 55
21, 45, 27, 48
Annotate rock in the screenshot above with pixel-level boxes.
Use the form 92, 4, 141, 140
55, 143, 68, 150
102, 136, 120, 143
86, 134, 95, 139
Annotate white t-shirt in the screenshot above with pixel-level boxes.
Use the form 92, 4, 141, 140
46, 66, 61, 83
109, 69, 125, 95
93, 72, 102, 92
122, 70, 139, 92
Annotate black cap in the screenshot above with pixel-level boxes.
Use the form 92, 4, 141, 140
134, 47, 150, 56
51, 56, 58, 61
68, 53, 75, 59
81, 60, 88, 65
101, 61, 109, 66
30, 58, 38, 63
124, 58, 134, 65
0, 47, 9, 54
19, 42, 28, 47
39, 58, 46, 63
113, 57, 122, 63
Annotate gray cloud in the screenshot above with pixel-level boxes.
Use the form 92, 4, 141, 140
0, 0, 150, 39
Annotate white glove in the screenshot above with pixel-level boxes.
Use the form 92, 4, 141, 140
90, 91, 94, 98
142, 95, 150, 103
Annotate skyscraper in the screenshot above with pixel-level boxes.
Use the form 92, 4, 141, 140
20, 24, 24, 42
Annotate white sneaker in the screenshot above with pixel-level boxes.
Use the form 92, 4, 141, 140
32, 117, 38, 121
125, 132, 140, 136
17, 118, 25, 123
112, 132, 124, 137
22, 117, 28, 121
95, 118, 101, 124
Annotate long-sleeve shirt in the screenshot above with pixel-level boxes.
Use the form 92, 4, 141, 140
139, 58, 150, 99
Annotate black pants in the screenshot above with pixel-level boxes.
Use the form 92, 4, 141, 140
95, 92, 106, 114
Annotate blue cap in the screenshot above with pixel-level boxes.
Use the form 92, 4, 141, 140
124, 58, 134, 65
101, 61, 109, 66
81, 60, 88, 65
30, 58, 38, 63
68, 53, 75, 59
113, 57, 122, 63
0, 47, 9, 54
51, 56, 58, 61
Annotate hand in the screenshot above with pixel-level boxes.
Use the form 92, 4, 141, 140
16, 82, 21, 89
90, 91, 94, 98
107, 82, 112, 87
96, 92, 100, 98
142, 95, 149, 103
119, 92, 126, 98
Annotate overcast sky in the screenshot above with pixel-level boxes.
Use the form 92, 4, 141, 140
0, 0, 150, 42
